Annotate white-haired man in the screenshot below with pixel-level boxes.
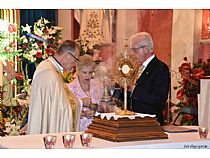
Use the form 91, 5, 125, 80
128, 32, 170, 125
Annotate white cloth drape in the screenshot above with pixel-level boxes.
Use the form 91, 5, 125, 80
74, 9, 114, 43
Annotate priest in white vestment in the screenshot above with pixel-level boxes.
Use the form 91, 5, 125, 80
27, 40, 81, 134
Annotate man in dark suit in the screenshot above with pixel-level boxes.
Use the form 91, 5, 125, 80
127, 32, 170, 125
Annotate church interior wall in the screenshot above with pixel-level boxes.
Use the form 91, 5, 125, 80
19, 9, 208, 105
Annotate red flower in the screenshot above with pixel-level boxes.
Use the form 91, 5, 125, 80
8, 24, 16, 33
174, 109, 179, 113
189, 75, 194, 79
179, 63, 191, 73
193, 69, 204, 79
36, 52, 42, 58
16, 72, 23, 80
38, 43, 43, 47
46, 48, 55, 55
176, 89, 184, 100
22, 44, 27, 49
10, 42, 16, 48
183, 114, 194, 121
182, 79, 187, 85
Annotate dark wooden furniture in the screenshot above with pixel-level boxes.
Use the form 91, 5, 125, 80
86, 116, 168, 142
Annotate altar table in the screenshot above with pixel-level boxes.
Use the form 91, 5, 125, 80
0, 126, 209, 149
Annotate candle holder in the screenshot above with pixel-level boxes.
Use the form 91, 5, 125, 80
198, 127, 209, 139
80, 133, 93, 147
43, 135, 57, 149
62, 134, 76, 148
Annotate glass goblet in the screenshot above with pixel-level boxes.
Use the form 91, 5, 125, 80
43, 135, 57, 149
80, 133, 93, 147
62, 134, 76, 148
198, 127, 209, 139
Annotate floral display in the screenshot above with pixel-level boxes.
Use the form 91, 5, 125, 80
173, 57, 210, 125
63, 68, 77, 83
0, 19, 18, 60
18, 17, 63, 63
0, 19, 63, 136
0, 104, 28, 136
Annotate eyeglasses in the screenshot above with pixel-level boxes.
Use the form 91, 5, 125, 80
67, 52, 79, 62
130, 45, 146, 52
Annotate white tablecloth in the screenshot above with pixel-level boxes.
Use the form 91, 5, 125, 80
0, 126, 209, 149
198, 79, 210, 128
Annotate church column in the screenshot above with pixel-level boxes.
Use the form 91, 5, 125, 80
58, 10, 73, 41
116, 10, 138, 55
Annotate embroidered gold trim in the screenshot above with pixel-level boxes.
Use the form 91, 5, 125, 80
61, 74, 77, 132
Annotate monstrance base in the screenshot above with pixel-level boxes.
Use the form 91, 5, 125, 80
115, 109, 136, 116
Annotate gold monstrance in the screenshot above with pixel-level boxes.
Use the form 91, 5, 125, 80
113, 39, 139, 115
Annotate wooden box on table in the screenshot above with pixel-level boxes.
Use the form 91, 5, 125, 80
86, 114, 168, 142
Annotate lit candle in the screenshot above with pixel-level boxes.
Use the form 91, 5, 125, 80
0, 59, 3, 87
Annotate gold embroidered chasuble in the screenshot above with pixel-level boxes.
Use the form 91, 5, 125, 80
27, 59, 81, 134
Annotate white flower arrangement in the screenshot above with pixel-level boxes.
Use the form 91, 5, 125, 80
18, 17, 63, 63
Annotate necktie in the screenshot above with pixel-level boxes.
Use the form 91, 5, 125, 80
132, 65, 144, 86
